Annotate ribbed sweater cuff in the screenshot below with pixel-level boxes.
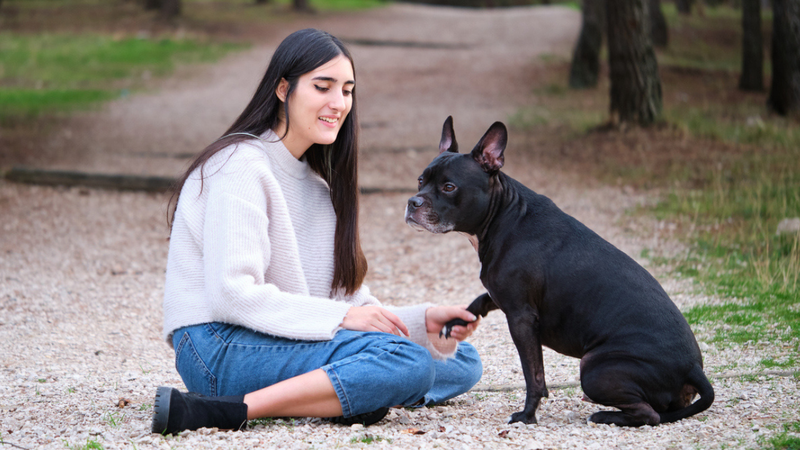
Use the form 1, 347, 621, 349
389, 303, 458, 360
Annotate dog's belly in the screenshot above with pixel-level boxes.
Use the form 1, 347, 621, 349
540, 335, 585, 360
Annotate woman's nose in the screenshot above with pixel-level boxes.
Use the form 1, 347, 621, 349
329, 92, 346, 111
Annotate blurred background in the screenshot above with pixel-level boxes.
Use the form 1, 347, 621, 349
0, 1, 798, 448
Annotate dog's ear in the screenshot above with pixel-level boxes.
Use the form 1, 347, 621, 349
439, 116, 459, 154
471, 122, 507, 173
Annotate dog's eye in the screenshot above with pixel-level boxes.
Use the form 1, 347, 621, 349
442, 183, 456, 193
418, 176, 424, 186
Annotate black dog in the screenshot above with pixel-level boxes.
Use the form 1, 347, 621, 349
405, 117, 714, 427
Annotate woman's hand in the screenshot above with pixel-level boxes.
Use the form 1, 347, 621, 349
342, 306, 409, 337
425, 305, 480, 341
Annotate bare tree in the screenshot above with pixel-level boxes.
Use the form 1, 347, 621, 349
143, 0, 180, 19
161, 0, 181, 18
569, 0, 606, 89
767, 0, 800, 115
675, 0, 693, 14
650, 0, 668, 48
293, 0, 311, 11
739, 0, 764, 91
606, 0, 662, 125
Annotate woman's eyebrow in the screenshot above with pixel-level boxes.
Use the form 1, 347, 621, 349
312, 76, 355, 85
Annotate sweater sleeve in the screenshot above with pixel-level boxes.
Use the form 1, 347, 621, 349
201, 164, 351, 341
385, 303, 459, 360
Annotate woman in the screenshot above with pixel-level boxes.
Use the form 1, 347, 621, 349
152, 28, 482, 435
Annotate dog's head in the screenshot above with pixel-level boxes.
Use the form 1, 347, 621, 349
404, 116, 507, 235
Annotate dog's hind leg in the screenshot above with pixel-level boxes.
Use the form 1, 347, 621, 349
589, 403, 660, 427
580, 357, 661, 427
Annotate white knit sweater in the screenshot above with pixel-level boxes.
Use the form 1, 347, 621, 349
163, 131, 457, 359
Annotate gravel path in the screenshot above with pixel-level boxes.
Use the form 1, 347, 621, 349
1, 4, 798, 449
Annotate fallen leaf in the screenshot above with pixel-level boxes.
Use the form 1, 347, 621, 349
498, 429, 510, 438
117, 398, 131, 408
402, 428, 426, 435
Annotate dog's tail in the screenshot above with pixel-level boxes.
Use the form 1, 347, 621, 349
658, 365, 715, 424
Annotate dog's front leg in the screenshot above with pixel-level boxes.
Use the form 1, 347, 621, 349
506, 305, 547, 424
440, 293, 499, 338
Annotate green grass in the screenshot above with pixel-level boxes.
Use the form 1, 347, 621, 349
64, 439, 105, 450
664, 106, 800, 150
648, 6, 799, 350
760, 357, 797, 369
0, 33, 245, 122
104, 411, 125, 428
350, 434, 391, 445
0, 0, 392, 123
652, 147, 800, 347
762, 421, 800, 450
659, 3, 772, 74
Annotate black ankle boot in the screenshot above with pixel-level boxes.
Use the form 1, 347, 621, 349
329, 407, 389, 426
151, 387, 248, 435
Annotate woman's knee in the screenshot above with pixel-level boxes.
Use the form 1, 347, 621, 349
384, 340, 436, 401
456, 342, 483, 387
400, 340, 436, 383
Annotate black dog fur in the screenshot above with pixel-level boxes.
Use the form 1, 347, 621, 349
405, 117, 714, 426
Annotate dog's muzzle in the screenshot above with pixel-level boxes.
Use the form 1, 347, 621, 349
404, 196, 427, 231
405, 195, 454, 233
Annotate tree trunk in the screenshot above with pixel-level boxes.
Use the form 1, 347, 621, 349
569, 0, 606, 89
144, 0, 161, 10
255, 0, 269, 4
739, 0, 764, 91
767, 0, 800, 115
650, 0, 668, 47
606, 0, 663, 125
293, 0, 311, 11
675, 0, 693, 14
161, 0, 181, 19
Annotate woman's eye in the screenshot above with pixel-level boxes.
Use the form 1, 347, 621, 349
443, 183, 456, 193
343, 89, 352, 96
314, 85, 329, 92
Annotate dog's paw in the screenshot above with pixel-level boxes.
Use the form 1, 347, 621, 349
439, 318, 470, 339
509, 411, 538, 425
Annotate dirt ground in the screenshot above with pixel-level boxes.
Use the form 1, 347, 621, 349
1, 4, 798, 450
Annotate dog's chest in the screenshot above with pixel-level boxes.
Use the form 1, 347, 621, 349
458, 232, 480, 252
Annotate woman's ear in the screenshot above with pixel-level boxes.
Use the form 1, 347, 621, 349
275, 78, 289, 102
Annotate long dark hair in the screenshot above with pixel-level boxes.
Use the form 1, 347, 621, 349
168, 28, 367, 295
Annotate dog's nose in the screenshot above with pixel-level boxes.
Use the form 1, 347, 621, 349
408, 196, 424, 209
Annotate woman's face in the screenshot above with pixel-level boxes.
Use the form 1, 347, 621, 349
277, 54, 355, 158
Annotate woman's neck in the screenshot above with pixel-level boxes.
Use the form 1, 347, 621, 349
272, 122, 310, 160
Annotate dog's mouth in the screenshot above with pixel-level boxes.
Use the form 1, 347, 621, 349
405, 217, 428, 232
404, 207, 428, 231
404, 207, 454, 234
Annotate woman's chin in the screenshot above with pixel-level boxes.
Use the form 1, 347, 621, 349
316, 133, 339, 146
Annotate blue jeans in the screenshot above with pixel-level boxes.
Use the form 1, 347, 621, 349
172, 322, 482, 418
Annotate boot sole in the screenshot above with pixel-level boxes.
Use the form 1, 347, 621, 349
151, 386, 174, 434
329, 406, 389, 426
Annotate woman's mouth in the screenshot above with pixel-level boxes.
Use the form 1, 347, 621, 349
319, 116, 338, 127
